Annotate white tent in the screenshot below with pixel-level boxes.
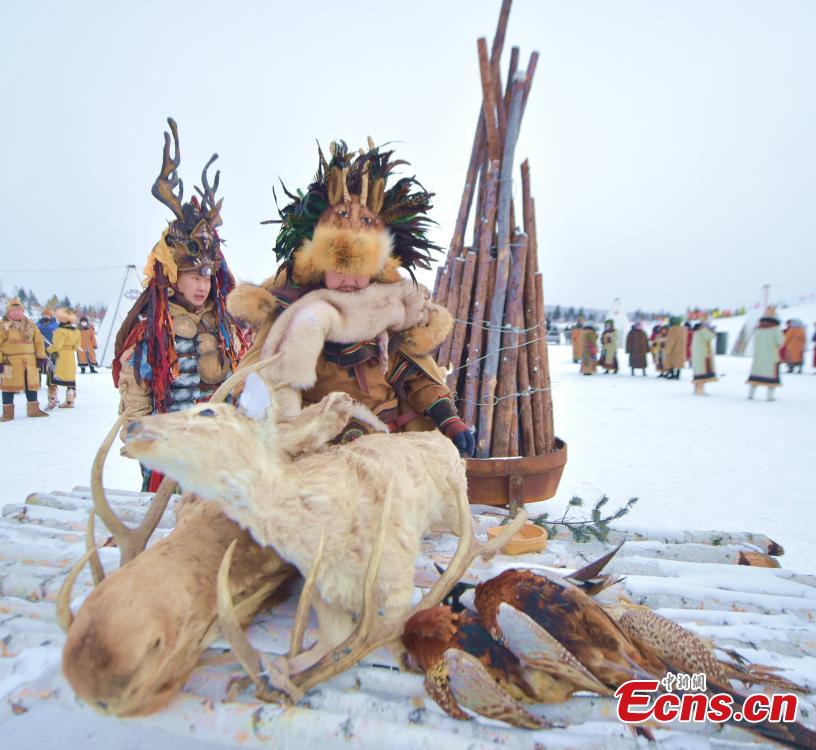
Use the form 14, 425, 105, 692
603, 297, 631, 347
96, 265, 143, 368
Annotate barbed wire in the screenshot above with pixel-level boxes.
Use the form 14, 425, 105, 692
447, 333, 550, 374
454, 382, 558, 408
452, 315, 547, 335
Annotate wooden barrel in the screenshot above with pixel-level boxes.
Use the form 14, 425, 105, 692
466, 438, 567, 514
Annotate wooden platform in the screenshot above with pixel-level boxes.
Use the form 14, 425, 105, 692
1, 487, 815, 749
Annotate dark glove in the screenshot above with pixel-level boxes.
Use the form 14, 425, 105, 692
425, 397, 476, 457
445, 419, 476, 457
37, 359, 46, 370
0, 363, 4, 374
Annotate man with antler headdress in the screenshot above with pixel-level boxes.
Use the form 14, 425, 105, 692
229, 139, 474, 456
113, 118, 245, 490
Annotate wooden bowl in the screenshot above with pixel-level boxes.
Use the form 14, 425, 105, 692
486, 522, 548, 555
466, 438, 567, 511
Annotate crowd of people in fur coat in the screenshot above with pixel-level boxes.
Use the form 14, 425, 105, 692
569, 307, 812, 399
0, 300, 99, 420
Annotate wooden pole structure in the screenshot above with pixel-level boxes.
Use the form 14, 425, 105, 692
445, 251, 477, 393
520, 160, 545, 454
461, 164, 499, 428
475, 73, 526, 457
437, 256, 465, 368
516, 319, 536, 456
491, 234, 528, 456
436, 0, 512, 307
531, 191, 555, 452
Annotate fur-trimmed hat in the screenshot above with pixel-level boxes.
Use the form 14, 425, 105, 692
268, 139, 440, 285
55, 307, 77, 325
7, 297, 23, 309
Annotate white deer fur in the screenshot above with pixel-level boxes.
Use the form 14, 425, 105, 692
123, 375, 465, 657
259, 279, 435, 392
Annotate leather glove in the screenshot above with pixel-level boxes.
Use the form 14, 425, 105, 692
425, 397, 476, 457
444, 418, 476, 457
36, 359, 46, 370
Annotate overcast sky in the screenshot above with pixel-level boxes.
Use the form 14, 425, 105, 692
1, 0, 814, 313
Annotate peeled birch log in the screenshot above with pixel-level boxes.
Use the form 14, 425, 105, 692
620, 577, 816, 618
542, 524, 785, 555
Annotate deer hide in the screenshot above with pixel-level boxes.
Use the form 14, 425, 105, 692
61, 496, 297, 717
259, 280, 438, 389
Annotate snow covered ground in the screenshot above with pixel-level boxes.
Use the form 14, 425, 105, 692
3, 344, 814, 572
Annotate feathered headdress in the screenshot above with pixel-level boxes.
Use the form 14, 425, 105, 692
113, 118, 244, 411
267, 139, 440, 284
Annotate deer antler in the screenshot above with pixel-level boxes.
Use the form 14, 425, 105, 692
91, 417, 177, 565
217, 539, 304, 703
85, 509, 105, 585
90, 353, 285, 568
293, 487, 527, 692
195, 153, 223, 225
56, 354, 288, 633
215, 473, 528, 699
151, 117, 184, 221
360, 163, 370, 206
289, 526, 326, 659
217, 478, 396, 702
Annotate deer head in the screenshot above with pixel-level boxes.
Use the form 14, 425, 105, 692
61, 498, 295, 716
122, 375, 355, 530
59, 359, 299, 716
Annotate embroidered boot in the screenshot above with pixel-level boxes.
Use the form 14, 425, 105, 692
26, 401, 49, 418
59, 388, 76, 408
46, 384, 58, 410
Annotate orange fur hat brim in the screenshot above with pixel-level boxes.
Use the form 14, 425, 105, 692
292, 225, 395, 285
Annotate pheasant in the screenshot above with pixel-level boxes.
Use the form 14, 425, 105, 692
616, 607, 807, 693
401, 605, 547, 728
475, 569, 816, 749
439, 540, 625, 612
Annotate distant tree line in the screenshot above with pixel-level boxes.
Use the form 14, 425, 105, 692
6, 286, 107, 321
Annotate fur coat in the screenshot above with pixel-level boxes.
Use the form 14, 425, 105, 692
228, 273, 454, 436
625, 327, 649, 369
0, 316, 45, 392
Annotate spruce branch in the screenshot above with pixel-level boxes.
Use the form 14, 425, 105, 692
527, 495, 638, 542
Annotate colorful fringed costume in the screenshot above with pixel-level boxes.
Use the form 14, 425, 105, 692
113, 118, 245, 489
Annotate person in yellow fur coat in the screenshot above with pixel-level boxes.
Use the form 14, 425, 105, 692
47, 308, 81, 409
1, 297, 49, 421
228, 138, 474, 456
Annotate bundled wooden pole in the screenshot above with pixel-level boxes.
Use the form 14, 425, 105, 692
436, 0, 511, 307
437, 256, 466, 367
490, 234, 528, 456
520, 160, 546, 454
431, 0, 558, 461
461, 163, 499, 428
475, 73, 526, 457
528, 190, 555, 452
445, 251, 477, 392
